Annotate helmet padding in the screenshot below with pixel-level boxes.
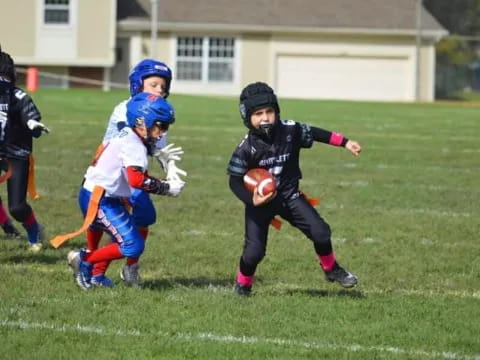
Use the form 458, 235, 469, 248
0, 46, 16, 86
239, 82, 280, 130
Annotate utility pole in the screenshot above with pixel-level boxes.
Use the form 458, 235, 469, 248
150, 0, 159, 58
415, 0, 422, 101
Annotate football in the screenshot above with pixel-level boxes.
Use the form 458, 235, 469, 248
243, 168, 277, 196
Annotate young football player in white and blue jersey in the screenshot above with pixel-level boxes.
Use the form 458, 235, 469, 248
67, 93, 185, 291
88, 60, 186, 287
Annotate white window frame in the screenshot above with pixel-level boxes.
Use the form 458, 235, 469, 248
42, 0, 72, 26
175, 36, 237, 83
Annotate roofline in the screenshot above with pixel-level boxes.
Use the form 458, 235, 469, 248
12, 58, 114, 67
118, 19, 449, 41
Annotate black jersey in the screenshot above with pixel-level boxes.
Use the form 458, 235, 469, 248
227, 120, 314, 200
0, 80, 42, 159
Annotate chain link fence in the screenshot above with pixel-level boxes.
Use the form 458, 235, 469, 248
435, 36, 480, 99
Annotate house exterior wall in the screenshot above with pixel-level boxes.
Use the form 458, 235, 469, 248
0, 0, 115, 67
420, 44, 436, 101
267, 33, 430, 101
0, 0, 37, 59
240, 34, 271, 86
155, 31, 436, 101
77, 0, 116, 65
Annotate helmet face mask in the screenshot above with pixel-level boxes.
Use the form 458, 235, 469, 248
129, 59, 172, 98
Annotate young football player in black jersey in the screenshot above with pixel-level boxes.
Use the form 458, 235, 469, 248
227, 82, 362, 296
0, 46, 49, 251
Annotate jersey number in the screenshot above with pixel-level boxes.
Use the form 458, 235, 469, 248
0, 111, 7, 142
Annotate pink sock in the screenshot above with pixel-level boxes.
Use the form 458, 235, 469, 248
318, 253, 336, 271
22, 212, 37, 227
237, 270, 254, 287
0, 204, 9, 225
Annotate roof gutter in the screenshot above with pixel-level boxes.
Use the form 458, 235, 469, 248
118, 19, 449, 41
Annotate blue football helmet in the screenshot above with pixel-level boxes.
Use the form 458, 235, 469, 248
129, 59, 172, 98
126, 92, 175, 132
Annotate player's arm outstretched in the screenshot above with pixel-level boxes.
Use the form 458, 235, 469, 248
309, 126, 361, 156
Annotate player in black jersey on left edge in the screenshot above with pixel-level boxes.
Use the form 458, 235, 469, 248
0, 46, 49, 252
227, 82, 362, 296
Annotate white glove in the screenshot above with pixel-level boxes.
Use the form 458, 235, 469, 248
166, 179, 185, 197
153, 143, 184, 170
166, 160, 187, 182
27, 119, 50, 134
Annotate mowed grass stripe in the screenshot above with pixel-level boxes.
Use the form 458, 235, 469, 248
0, 263, 478, 300
1, 319, 479, 360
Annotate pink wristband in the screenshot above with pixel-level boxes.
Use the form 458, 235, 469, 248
329, 132, 344, 146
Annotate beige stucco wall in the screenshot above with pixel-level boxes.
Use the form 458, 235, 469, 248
240, 34, 271, 87
247, 32, 438, 102
0, 0, 37, 60
141, 33, 172, 61
1, 0, 115, 66
77, 0, 116, 64
420, 44, 435, 101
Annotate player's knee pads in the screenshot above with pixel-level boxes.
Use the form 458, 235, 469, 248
97, 200, 145, 258
310, 221, 331, 241
9, 203, 31, 222
119, 232, 145, 258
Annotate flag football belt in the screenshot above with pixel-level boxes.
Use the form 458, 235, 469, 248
50, 185, 105, 248
270, 191, 320, 230
0, 155, 39, 200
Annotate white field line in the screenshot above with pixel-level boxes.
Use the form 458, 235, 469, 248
0, 319, 478, 360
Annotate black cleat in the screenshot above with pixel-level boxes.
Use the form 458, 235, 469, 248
234, 283, 252, 297
325, 262, 358, 288
1, 222, 21, 238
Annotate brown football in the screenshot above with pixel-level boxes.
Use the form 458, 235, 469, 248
243, 168, 277, 196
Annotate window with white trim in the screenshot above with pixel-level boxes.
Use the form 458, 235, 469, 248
44, 0, 70, 25
176, 36, 235, 82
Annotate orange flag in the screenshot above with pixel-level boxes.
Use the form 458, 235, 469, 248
50, 186, 104, 248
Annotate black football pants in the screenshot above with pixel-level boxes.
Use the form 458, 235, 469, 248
239, 193, 333, 276
3, 157, 33, 223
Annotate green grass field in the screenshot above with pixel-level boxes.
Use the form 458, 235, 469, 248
0, 89, 478, 359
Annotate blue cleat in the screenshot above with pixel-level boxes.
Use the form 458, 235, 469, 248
91, 274, 115, 288
68, 249, 93, 291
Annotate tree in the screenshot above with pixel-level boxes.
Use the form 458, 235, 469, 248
424, 0, 480, 35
